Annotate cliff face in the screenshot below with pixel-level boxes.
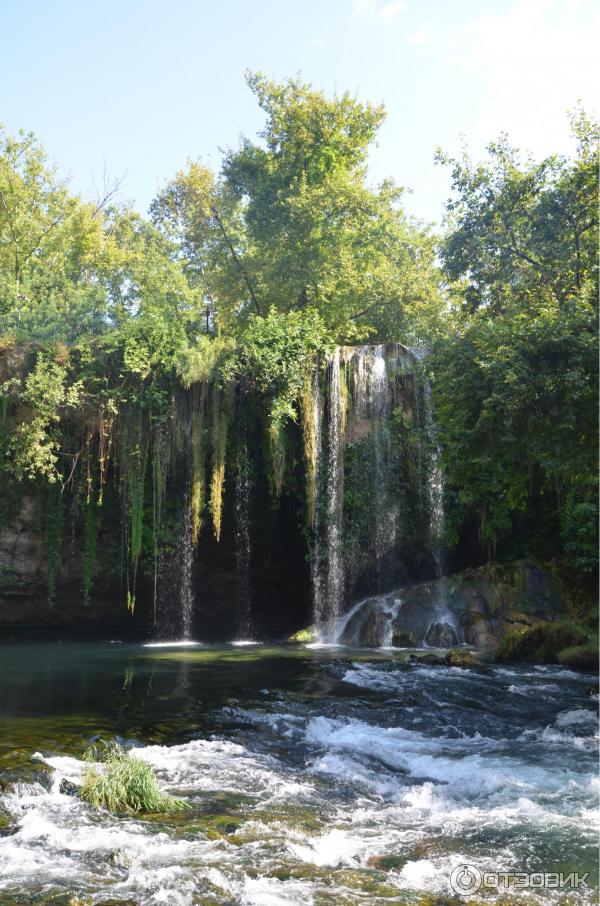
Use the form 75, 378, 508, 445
1, 345, 565, 642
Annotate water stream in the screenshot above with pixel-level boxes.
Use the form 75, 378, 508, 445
0, 642, 597, 905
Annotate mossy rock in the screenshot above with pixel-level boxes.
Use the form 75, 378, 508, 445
191, 814, 242, 840
495, 620, 588, 664
288, 626, 318, 644
445, 648, 477, 668
558, 638, 599, 672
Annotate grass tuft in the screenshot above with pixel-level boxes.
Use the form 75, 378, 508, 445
80, 742, 188, 814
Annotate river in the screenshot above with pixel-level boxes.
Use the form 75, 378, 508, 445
0, 642, 597, 904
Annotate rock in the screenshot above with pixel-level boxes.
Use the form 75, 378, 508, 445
408, 652, 445, 666
358, 610, 390, 647
366, 853, 407, 871
0, 803, 15, 837
339, 599, 379, 645
445, 648, 477, 668
424, 621, 458, 648
464, 614, 498, 649
391, 629, 416, 647
59, 778, 79, 796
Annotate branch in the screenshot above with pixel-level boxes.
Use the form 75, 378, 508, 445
210, 204, 262, 316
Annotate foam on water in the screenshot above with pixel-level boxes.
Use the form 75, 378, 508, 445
1, 650, 597, 905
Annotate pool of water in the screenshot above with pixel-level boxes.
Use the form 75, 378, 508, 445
0, 642, 598, 904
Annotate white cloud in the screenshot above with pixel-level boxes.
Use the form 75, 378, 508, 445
406, 30, 427, 46
353, 0, 378, 16
353, 0, 407, 20
379, 1, 407, 20
448, 0, 600, 157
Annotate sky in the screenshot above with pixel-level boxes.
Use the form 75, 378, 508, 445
2, 0, 598, 225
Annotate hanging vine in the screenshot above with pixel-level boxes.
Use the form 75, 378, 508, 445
81, 493, 97, 606
191, 384, 207, 547
41, 481, 64, 606
209, 385, 231, 542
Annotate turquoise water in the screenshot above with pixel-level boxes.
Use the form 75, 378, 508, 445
0, 642, 598, 904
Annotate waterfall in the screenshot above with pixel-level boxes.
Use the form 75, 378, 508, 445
234, 439, 253, 640
180, 487, 194, 640
322, 349, 345, 623
422, 372, 445, 580
346, 344, 399, 590
410, 349, 461, 640
153, 484, 195, 641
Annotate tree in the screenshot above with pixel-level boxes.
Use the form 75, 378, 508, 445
153, 73, 443, 343
432, 111, 599, 576
435, 108, 598, 315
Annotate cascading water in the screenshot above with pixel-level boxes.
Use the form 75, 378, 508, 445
234, 439, 253, 640
346, 344, 399, 590
309, 343, 461, 647
154, 483, 195, 641
410, 347, 461, 642
179, 487, 195, 640
311, 349, 345, 626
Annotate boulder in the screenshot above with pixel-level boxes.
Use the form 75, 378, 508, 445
358, 610, 390, 647
445, 648, 477, 669
391, 628, 416, 647
424, 621, 458, 648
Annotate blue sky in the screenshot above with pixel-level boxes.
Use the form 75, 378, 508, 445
2, 0, 598, 224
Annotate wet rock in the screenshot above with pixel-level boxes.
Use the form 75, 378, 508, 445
464, 614, 498, 649
408, 652, 445, 666
59, 778, 79, 797
0, 759, 54, 794
358, 610, 390, 647
0, 803, 16, 837
366, 853, 407, 871
391, 629, 416, 647
339, 600, 379, 646
424, 621, 458, 648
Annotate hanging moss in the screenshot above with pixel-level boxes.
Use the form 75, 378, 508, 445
41, 482, 64, 606
300, 373, 320, 525
191, 385, 207, 546
209, 386, 231, 541
268, 416, 286, 498
81, 494, 97, 606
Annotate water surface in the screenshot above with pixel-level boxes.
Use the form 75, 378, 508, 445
0, 642, 597, 904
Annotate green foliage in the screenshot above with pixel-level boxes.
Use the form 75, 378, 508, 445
153, 73, 443, 342
0, 89, 596, 614
432, 112, 599, 577
80, 742, 188, 814
8, 352, 81, 482
228, 307, 331, 426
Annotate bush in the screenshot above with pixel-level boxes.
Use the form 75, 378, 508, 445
496, 621, 588, 664
80, 743, 188, 814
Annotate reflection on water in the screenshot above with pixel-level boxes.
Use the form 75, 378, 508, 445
0, 642, 598, 905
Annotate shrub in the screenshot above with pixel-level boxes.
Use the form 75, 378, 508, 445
80, 743, 188, 814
